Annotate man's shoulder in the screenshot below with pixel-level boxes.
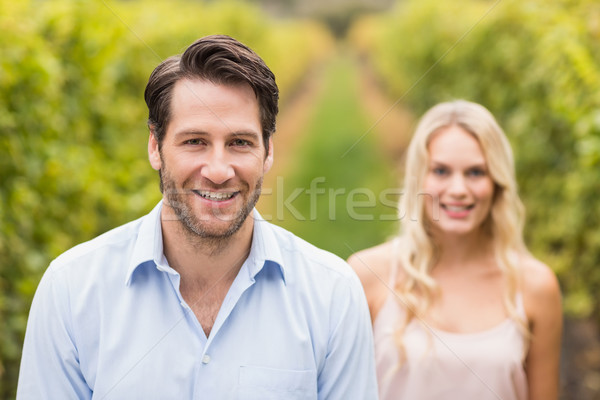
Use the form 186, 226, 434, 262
50, 215, 145, 273
263, 221, 356, 281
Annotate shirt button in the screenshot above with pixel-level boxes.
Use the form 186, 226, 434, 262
202, 355, 211, 364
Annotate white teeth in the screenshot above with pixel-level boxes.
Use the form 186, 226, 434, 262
444, 205, 470, 212
197, 190, 234, 200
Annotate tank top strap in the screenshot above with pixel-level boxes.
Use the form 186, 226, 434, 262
388, 237, 401, 288
515, 292, 527, 320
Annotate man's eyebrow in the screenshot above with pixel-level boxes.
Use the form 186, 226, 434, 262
173, 129, 209, 139
173, 130, 261, 139
229, 131, 261, 139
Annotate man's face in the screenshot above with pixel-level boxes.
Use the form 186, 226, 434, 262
148, 78, 273, 239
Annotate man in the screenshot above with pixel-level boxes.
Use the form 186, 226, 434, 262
17, 35, 377, 399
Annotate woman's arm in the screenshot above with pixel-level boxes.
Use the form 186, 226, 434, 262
522, 258, 563, 400
347, 241, 394, 323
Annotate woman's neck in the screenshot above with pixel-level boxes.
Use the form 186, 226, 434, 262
433, 229, 495, 270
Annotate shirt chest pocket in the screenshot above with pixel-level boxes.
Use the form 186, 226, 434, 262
237, 365, 317, 400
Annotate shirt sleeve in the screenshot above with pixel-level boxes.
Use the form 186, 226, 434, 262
17, 265, 92, 399
317, 273, 379, 400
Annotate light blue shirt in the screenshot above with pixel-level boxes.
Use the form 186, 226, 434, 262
18, 202, 378, 399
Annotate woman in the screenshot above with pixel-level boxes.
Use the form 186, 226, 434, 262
349, 100, 562, 400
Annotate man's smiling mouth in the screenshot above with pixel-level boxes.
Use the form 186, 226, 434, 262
193, 190, 236, 201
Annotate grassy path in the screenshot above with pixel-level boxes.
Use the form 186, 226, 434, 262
258, 51, 402, 259
256, 63, 325, 216
356, 57, 415, 173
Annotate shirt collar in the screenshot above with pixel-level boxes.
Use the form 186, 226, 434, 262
246, 209, 286, 283
125, 201, 165, 286
125, 203, 286, 285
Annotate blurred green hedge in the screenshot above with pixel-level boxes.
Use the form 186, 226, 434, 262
0, 1, 332, 396
350, 0, 600, 317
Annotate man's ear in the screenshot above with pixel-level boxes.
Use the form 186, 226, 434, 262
263, 137, 273, 174
148, 131, 161, 171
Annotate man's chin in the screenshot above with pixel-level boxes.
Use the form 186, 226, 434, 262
197, 222, 240, 239
182, 211, 249, 239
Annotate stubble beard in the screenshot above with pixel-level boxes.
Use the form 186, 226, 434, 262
161, 169, 262, 242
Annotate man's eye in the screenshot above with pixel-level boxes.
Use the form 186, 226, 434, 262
231, 138, 251, 147
185, 139, 202, 145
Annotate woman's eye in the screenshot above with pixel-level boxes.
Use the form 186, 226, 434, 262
467, 168, 486, 177
432, 167, 448, 176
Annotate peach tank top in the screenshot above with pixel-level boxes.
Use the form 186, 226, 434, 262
374, 242, 529, 400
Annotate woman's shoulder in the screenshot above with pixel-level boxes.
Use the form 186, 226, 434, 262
520, 255, 560, 295
519, 254, 562, 320
348, 240, 399, 320
348, 240, 396, 283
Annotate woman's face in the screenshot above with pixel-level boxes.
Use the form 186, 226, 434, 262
422, 125, 495, 238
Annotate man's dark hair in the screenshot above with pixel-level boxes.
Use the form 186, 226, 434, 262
144, 35, 279, 152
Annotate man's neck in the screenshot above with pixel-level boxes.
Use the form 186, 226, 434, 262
160, 210, 255, 290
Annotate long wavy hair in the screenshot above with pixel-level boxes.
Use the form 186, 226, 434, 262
395, 100, 529, 359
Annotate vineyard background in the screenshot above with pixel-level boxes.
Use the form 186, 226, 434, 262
1, 0, 599, 398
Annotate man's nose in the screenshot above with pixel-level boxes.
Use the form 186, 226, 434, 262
201, 148, 235, 184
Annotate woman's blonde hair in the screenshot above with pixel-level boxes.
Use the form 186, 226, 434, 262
395, 100, 528, 359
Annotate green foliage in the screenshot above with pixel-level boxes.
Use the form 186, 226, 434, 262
351, 0, 600, 317
0, 1, 332, 396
